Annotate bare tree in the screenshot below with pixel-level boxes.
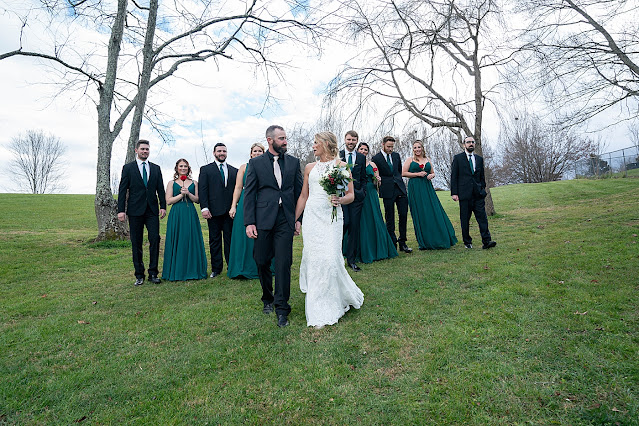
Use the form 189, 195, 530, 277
327, 0, 510, 214
8, 130, 66, 194
513, 0, 639, 128
286, 122, 317, 170
1, 0, 322, 240
498, 114, 598, 183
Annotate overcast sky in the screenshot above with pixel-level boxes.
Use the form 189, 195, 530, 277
0, 0, 632, 194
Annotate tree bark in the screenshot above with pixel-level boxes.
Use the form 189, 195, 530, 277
94, 0, 130, 241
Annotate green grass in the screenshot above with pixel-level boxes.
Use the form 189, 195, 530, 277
1, 179, 638, 424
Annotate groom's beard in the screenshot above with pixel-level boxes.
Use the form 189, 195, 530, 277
273, 143, 287, 155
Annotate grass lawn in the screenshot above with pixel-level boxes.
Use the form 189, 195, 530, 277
1, 177, 638, 424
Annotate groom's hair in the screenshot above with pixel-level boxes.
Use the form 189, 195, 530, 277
266, 125, 284, 139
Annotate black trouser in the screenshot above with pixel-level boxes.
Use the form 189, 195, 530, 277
253, 207, 293, 316
459, 196, 491, 245
342, 199, 363, 264
207, 213, 233, 274
128, 206, 160, 279
383, 194, 409, 246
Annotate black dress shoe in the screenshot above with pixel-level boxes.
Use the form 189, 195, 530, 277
263, 303, 274, 314
348, 263, 361, 272
482, 241, 497, 250
134, 277, 144, 286
399, 243, 413, 253
209, 271, 219, 278
465, 243, 473, 249
149, 275, 161, 284
277, 314, 289, 328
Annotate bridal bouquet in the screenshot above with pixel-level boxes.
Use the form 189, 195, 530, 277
318, 164, 353, 222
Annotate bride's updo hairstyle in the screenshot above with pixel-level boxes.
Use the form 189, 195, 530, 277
315, 131, 339, 158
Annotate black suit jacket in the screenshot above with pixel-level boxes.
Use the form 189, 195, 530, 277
371, 151, 407, 199
243, 152, 303, 231
117, 160, 166, 216
450, 152, 487, 201
198, 162, 238, 217
339, 149, 367, 202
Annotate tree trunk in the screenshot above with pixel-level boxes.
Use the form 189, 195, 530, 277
94, 0, 130, 241
126, 0, 159, 163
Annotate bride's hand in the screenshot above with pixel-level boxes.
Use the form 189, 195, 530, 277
331, 195, 341, 206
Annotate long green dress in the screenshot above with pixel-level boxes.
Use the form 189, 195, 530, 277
354, 164, 399, 263
407, 161, 458, 249
227, 170, 259, 279
162, 182, 208, 281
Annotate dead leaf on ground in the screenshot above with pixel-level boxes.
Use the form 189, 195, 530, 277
574, 311, 588, 315
77, 320, 90, 324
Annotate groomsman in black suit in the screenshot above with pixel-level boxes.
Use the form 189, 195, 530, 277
339, 130, 367, 271
371, 136, 413, 253
118, 139, 166, 286
450, 136, 496, 249
199, 143, 238, 277
244, 125, 303, 328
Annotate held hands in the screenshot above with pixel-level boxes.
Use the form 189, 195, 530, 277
180, 186, 190, 198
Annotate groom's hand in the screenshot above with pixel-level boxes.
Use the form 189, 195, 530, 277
246, 224, 258, 239
118, 212, 126, 222
294, 221, 301, 236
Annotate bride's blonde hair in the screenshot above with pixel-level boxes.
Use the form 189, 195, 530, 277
315, 131, 339, 158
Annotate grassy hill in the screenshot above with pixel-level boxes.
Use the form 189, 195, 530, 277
1, 178, 637, 424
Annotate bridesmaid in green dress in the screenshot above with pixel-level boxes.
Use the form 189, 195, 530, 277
402, 140, 457, 250
350, 142, 398, 263
227, 143, 265, 279
162, 159, 208, 281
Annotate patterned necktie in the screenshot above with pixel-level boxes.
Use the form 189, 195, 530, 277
348, 152, 353, 167
273, 156, 282, 188
142, 162, 148, 186
219, 163, 225, 186
468, 155, 474, 174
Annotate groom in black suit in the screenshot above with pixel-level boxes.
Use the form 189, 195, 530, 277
118, 139, 166, 286
244, 125, 303, 328
339, 130, 367, 271
450, 136, 496, 249
371, 136, 413, 253
199, 143, 238, 278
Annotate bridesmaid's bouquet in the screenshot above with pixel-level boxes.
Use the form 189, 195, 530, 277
318, 163, 352, 222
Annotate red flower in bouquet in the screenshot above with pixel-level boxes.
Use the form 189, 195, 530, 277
318, 164, 353, 222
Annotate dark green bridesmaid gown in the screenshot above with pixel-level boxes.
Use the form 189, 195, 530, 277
162, 182, 208, 281
227, 171, 259, 279
350, 164, 399, 263
407, 161, 457, 249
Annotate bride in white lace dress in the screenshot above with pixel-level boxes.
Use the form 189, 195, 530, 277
295, 132, 364, 328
